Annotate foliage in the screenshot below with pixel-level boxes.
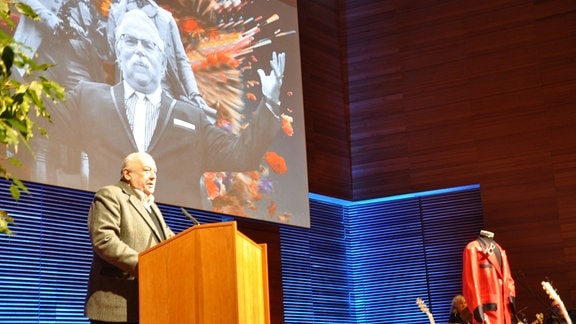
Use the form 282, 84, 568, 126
0, 0, 65, 234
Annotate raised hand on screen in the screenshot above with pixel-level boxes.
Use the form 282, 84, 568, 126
257, 51, 286, 104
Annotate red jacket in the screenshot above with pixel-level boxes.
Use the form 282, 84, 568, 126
462, 238, 517, 323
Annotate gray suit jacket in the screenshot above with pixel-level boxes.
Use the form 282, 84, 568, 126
85, 180, 175, 322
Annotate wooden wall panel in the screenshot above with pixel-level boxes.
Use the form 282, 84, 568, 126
298, 0, 353, 200
296, 0, 576, 319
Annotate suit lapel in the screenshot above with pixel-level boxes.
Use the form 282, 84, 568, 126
486, 250, 504, 278
120, 182, 165, 242
111, 83, 140, 151
478, 238, 504, 278
129, 194, 166, 243
150, 203, 168, 239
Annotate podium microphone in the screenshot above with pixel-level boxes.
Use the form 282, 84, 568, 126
180, 207, 201, 226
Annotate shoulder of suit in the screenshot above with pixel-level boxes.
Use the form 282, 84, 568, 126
155, 5, 174, 19
95, 181, 132, 195
465, 240, 483, 250
96, 182, 119, 192
163, 93, 204, 115
116, 181, 137, 194
72, 80, 111, 95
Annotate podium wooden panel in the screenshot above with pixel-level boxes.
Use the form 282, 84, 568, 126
139, 221, 270, 323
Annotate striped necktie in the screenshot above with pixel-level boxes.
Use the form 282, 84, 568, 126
126, 92, 156, 152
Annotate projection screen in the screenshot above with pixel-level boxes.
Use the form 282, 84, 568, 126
9, 0, 310, 228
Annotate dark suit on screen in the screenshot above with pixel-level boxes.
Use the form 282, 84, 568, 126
52, 81, 281, 208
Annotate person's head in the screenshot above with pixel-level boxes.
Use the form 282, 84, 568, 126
115, 9, 166, 94
451, 294, 468, 313
552, 300, 562, 312
121, 152, 157, 196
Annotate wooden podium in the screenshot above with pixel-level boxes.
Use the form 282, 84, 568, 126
139, 221, 270, 323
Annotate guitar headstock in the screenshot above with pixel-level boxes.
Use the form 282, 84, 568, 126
541, 281, 573, 324
416, 297, 430, 314
416, 297, 436, 324
542, 281, 561, 303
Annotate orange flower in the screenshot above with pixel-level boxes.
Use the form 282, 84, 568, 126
203, 172, 220, 199
207, 28, 220, 40
206, 53, 219, 66
264, 151, 287, 174
217, 52, 231, 64
248, 171, 260, 180
228, 59, 240, 68
180, 17, 200, 33
246, 92, 257, 101
281, 114, 293, 136
267, 201, 277, 217
98, 0, 112, 17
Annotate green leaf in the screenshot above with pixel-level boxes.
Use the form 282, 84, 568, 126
9, 182, 21, 201
0, 1, 9, 14
1, 45, 14, 76
14, 2, 39, 21
7, 156, 22, 168
0, 208, 14, 234
11, 177, 28, 195
0, 0, 65, 235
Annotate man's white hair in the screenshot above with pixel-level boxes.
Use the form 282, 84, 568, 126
115, 8, 164, 52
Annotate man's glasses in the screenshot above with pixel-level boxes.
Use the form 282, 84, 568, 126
119, 34, 159, 52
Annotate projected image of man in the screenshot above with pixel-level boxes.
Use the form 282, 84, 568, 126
50, 8, 286, 209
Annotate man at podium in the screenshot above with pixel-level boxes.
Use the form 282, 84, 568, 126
84, 152, 175, 323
